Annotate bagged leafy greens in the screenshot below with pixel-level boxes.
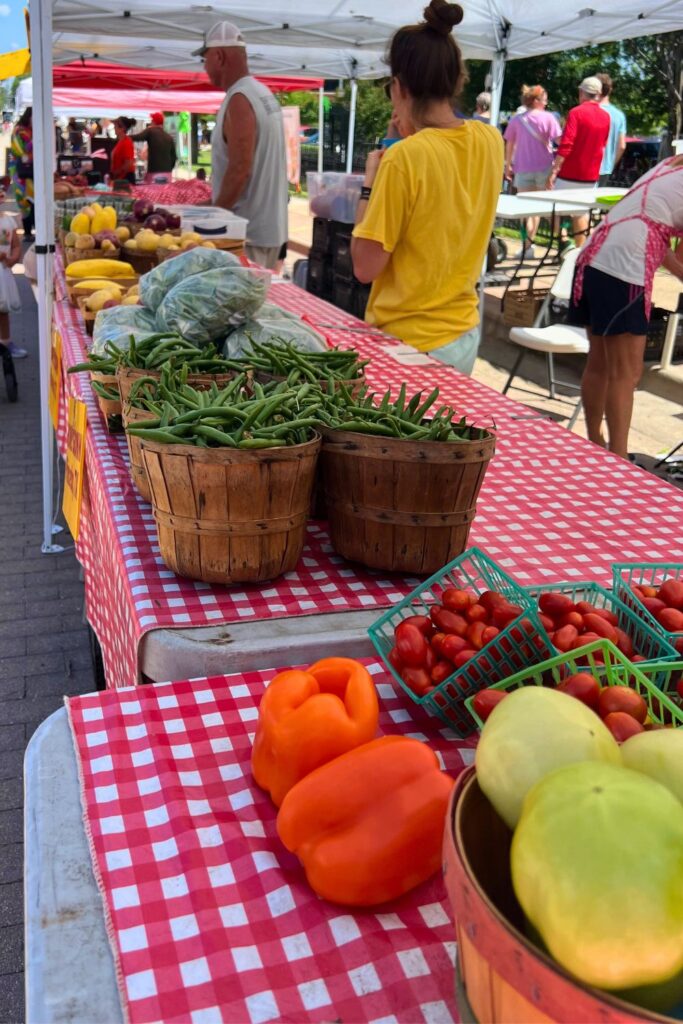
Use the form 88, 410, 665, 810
139, 247, 240, 312
155, 266, 267, 346
223, 314, 328, 358
92, 305, 159, 355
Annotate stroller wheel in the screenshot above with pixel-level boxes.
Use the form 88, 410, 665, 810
1, 345, 18, 403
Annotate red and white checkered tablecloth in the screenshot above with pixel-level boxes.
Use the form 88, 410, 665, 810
53, 263, 683, 689
133, 181, 214, 206
66, 659, 473, 1024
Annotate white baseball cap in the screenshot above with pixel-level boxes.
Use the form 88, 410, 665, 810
192, 21, 246, 57
578, 76, 602, 96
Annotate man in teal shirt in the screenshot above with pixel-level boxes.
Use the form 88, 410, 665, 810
596, 72, 627, 186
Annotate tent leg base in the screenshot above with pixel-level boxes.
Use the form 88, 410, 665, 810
52, 524, 64, 535
41, 542, 65, 554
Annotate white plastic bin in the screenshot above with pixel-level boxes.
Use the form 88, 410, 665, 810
306, 172, 364, 223
165, 205, 248, 240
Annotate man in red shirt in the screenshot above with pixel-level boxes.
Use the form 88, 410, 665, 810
547, 76, 610, 247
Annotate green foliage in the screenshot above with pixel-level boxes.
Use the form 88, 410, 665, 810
276, 90, 321, 128
278, 82, 392, 144
461, 34, 678, 137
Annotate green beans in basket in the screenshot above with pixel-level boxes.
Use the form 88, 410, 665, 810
233, 340, 368, 384
126, 373, 323, 450
68, 333, 239, 376
318, 382, 492, 441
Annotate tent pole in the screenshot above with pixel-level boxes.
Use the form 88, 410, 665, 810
317, 85, 324, 173
489, 52, 506, 128
346, 79, 357, 174
33, 0, 63, 554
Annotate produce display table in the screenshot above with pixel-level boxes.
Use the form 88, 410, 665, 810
132, 180, 213, 207
53, 260, 683, 689
25, 661, 474, 1024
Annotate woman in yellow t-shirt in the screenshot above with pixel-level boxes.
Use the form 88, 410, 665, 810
352, 0, 504, 375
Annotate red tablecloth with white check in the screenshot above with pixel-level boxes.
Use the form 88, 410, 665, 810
53, 261, 683, 689
66, 659, 473, 1024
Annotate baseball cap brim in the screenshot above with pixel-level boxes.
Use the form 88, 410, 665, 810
191, 42, 208, 57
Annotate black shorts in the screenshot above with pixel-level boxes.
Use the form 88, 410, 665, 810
568, 265, 649, 336
278, 242, 288, 260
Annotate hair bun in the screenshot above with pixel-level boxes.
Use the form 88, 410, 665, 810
423, 0, 463, 34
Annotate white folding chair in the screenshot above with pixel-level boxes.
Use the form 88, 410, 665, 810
502, 247, 588, 428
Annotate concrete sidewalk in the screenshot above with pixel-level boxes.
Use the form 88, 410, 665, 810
0, 246, 95, 1024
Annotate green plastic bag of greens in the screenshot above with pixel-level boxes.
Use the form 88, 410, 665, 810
223, 315, 327, 358
155, 266, 268, 346
92, 305, 159, 355
139, 247, 241, 312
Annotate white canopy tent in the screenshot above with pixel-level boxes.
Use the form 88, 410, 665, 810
31, 0, 683, 552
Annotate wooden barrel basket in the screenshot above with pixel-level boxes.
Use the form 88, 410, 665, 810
320, 429, 496, 575
139, 435, 321, 584
443, 768, 677, 1024
122, 403, 156, 502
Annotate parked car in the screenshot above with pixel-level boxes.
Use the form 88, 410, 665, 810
611, 136, 660, 187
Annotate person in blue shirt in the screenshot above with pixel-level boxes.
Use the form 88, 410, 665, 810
596, 72, 627, 186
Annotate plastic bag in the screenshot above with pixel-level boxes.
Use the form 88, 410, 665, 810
155, 266, 267, 346
223, 315, 328, 358
139, 247, 240, 312
0, 266, 21, 313
92, 305, 159, 355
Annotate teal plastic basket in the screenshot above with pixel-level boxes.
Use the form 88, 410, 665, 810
465, 639, 683, 731
524, 580, 677, 685
613, 561, 683, 650
368, 547, 554, 736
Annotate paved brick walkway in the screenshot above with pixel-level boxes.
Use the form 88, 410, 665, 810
0, 250, 95, 1023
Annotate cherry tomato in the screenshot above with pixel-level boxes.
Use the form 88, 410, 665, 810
657, 607, 683, 632
481, 625, 500, 646
604, 711, 645, 742
466, 621, 487, 650
640, 585, 658, 598
431, 660, 453, 685
388, 646, 403, 673
492, 602, 523, 629
402, 666, 433, 697
642, 597, 667, 617
539, 592, 575, 617
675, 636, 683, 655
441, 587, 474, 612
582, 612, 617, 643
507, 618, 536, 644
556, 672, 600, 710
553, 624, 579, 652
658, 579, 683, 610
478, 590, 507, 612
395, 622, 428, 667
613, 627, 634, 658
576, 604, 618, 626
632, 654, 646, 662
466, 603, 489, 623
538, 613, 555, 632
441, 634, 468, 662
401, 614, 434, 638
472, 688, 507, 721
431, 632, 448, 658
631, 585, 644, 598
598, 685, 647, 723
430, 606, 468, 636
424, 644, 437, 673
452, 648, 476, 669
557, 611, 584, 631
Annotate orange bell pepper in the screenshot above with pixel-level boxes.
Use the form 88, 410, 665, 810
276, 735, 454, 906
251, 657, 379, 807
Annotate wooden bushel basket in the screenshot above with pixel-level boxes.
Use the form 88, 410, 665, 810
117, 366, 236, 407
122, 403, 156, 502
502, 283, 550, 327
443, 769, 677, 1024
90, 370, 122, 430
320, 429, 495, 575
140, 435, 321, 584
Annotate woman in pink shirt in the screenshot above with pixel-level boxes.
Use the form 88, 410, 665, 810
504, 86, 561, 256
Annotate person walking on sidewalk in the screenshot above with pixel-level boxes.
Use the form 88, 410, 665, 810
546, 76, 610, 248
596, 72, 627, 187
568, 156, 683, 459
0, 191, 26, 361
195, 21, 287, 270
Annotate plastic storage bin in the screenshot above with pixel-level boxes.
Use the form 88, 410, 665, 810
307, 172, 364, 224
613, 561, 683, 650
465, 639, 683, 731
165, 205, 248, 239
368, 547, 554, 736
523, 580, 677, 685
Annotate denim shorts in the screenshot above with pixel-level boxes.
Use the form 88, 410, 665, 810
429, 325, 481, 376
514, 170, 549, 190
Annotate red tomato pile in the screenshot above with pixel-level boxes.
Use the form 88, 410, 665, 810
631, 578, 683, 652
533, 591, 644, 662
389, 588, 529, 698
473, 673, 674, 742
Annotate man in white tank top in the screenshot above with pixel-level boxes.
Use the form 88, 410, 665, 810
194, 22, 288, 269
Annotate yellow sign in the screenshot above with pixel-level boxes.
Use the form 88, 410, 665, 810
62, 398, 88, 541
49, 328, 62, 430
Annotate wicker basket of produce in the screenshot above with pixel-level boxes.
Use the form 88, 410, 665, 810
90, 371, 122, 431
319, 385, 495, 575
123, 249, 160, 275
140, 435, 320, 584
117, 364, 235, 406
65, 246, 121, 266
66, 275, 138, 308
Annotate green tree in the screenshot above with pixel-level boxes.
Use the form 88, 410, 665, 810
623, 31, 683, 140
